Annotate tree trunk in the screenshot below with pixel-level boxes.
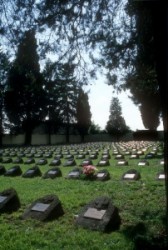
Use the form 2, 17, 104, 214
151, 2, 168, 234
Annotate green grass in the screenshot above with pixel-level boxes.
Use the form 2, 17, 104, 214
0, 141, 167, 250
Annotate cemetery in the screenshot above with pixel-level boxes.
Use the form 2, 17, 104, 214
0, 140, 166, 249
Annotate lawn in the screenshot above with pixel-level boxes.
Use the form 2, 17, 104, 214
0, 141, 167, 250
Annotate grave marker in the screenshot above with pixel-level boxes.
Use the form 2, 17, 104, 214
67, 168, 82, 179
95, 169, 110, 181
122, 169, 141, 181
22, 194, 64, 221
75, 196, 121, 232
22, 166, 42, 178
4, 165, 22, 177
43, 167, 62, 179
0, 165, 6, 175
0, 188, 20, 213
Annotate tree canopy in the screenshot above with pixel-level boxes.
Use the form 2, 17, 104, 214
106, 97, 130, 136
4, 29, 47, 144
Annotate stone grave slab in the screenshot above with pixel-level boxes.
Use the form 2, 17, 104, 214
138, 160, 149, 166
64, 154, 74, 159
67, 168, 82, 179
117, 160, 128, 166
95, 169, 110, 181
81, 159, 93, 166
43, 153, 52, 158
34, 153, 43, 158
0, 188, 20, 213
37, 158, 48, 165
22, 195, 64, 221
122, 169, 141, 181
89, 154, 97, 160
54, 154, 63, 159
156, 171, 165, 180
97, 160, 110, 167
101, 154, 110, 160
75, 196, 121, 232
49, 159, 61, 166
145, 153, 155, 159
76, 154, 85, 159
22, 166, 42, 178
24, 158, 35, 164
4, 165, 22, 177
115, 154, 124, 160
0, 165, 6, 175
43, 167, 62, 179
84, 208, 106, 220
2, 158, 12, 163
13, 157, 23, 164
129, 154, 139, 159
31, 203, 50, 212
156, 153, 163, 159
63, 159, 76, 167
160, 159, 164, 165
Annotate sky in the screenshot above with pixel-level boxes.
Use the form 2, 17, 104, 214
84, 77, 164, 132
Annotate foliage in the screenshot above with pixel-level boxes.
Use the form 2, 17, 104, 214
4, 30, 47, 143
0, 49, 10, 138
76, 88, 92, 140
106, 97, 130, 136
89, 122, 102, 134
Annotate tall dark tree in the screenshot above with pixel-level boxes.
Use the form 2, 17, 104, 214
0, 49, 10, 144
106, 97, 130, 138
4, 29, 47, 144
54, 62, 79, 143
76, 88, 91, 141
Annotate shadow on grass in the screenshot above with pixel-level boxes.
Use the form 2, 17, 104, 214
122, 222, 168, 250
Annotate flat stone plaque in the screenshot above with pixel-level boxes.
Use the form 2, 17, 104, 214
0, 195, 7, 203
48, 170, 57, 175
138, 162, 146, 166
7, 168, 15, 173
159, 174, 165, 180
99, 161, 106, 164
124, 173, 135, 179
84, 208, 106, 220
130, 155, 137, 158
97, 173, 105, 178
31, 202, 50, 212
27, 170, 35, 174
83, 161, 89, 164
69, 172, 79, 176
118, 161, 125, 164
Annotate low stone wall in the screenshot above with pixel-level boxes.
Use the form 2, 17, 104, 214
2, 134, 25, 145
2, 131, 162, 146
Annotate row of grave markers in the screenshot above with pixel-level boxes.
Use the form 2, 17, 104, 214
0, 165, 165, 180
0, 188, 121, 232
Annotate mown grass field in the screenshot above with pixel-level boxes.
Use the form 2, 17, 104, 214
0, 141, 167, 250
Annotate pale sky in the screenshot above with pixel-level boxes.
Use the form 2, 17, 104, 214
84, 78, 163, 132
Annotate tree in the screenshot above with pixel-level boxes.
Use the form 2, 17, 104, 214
76, 88, 92, 141
106, 97, 130, 138
53, 62, 79, 143
0, 49, 10, 144
4, 29, 47, 144
89, 122, 102, 135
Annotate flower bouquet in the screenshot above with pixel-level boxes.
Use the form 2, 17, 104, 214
81, 165, 98, 180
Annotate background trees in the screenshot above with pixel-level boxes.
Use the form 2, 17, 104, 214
106, 97, 130, 138
0, 49, 10, 145
4, 30, 47, 144
76, 88, 91, 141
